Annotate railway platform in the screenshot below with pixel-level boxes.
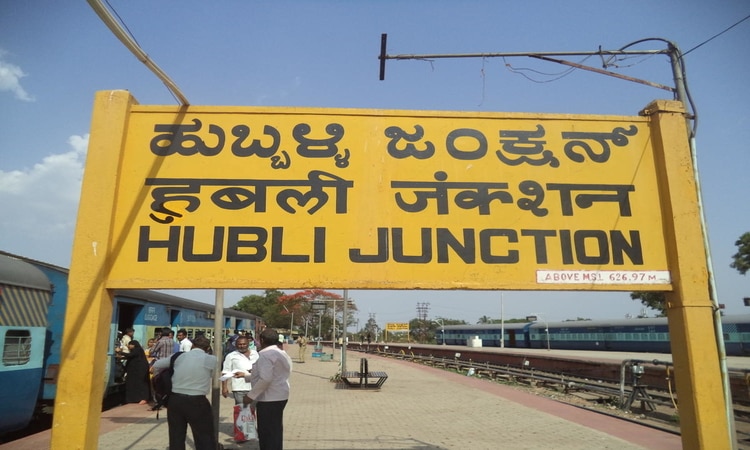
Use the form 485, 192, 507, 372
4, 345, 682, 450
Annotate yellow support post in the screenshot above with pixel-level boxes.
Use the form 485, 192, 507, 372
645, 99, 732, 449
50, 91, 137, 449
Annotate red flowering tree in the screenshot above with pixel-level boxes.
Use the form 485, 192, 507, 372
279, 289, 356, 339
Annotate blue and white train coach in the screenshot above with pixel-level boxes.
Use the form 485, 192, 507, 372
0, 250, 264, 435
0, 254, 52, 434
438, 315, 750, 355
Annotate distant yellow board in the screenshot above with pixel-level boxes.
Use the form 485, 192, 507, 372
386, 323, 410, 331
104, 102, 670, 290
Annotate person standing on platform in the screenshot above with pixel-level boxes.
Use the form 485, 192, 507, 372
237, 328, 292, 450
152, 334, 217, 450
145, 338, 156, 365
120, 327, 134, 354
222, 335, 259, 404
296, 335, 307, 363
246, 331, 257, 351
225, 329, 239, 356
177, 328, 193, 352
123, 340, 151, 405
168, 329, 180, 353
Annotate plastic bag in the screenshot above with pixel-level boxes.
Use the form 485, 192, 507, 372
233, 404, 258, 442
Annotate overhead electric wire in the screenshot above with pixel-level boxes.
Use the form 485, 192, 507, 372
683, 12, 750, 56
380, 22, 747, 446
87, 0, 189, 105
502, 55, 587, 83
103, 0, 142, 48
612, 38, 697, 137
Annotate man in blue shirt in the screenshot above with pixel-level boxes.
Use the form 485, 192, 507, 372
153, 334, 217, 450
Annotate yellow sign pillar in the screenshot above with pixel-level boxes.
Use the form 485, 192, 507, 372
645, 100, 732, 449
50, 91, 137, 449
52, 91, 733, 448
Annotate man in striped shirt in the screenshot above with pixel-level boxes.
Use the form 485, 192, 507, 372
151, 327, 175, 360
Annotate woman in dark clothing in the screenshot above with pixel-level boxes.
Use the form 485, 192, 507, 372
124, 340, 151, 405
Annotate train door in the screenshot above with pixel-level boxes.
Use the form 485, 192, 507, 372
116, 303, 139, 339
522, 323, 533, 348
603, 329, 613, 350
170, 308, 179, 328
106, 301, 142, 395
508, 329, 517, 347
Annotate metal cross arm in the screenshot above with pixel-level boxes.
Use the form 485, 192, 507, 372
378, 32, 673, 93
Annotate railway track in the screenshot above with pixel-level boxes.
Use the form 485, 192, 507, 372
347, 344, 750, 447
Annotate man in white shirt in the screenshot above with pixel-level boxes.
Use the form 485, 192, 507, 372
222, 335, 259, 404
153, 334, 216, 450
120, 328, 134, 354
236, 328, 292, 450
176, 328, 193, 352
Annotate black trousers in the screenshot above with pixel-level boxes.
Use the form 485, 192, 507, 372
256, 399, 288, 450
167, 393, 216, 450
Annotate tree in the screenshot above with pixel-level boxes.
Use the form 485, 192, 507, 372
630, 291, 666, 316
476, 316, 528, 324
408, 318, 431, 343
362, 316, 380, 342
278, 289, 346, 339
232, 289, 285, 327
501, 318, 533, 324
403, 317, 467, 344
731, 232, 750, 275
631, 231, 749, 316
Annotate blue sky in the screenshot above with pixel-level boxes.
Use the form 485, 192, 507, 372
1, 1, 748, 327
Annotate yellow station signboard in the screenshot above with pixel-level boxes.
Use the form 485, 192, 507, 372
55, 93, 730, 450
103, 98, 670, 291
386, 322, 410, 331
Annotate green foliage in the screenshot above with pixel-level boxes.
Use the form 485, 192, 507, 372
630, 291, 667, 316
630, 231, 750, 315
443, 318, 467, 325
233, 289, 285, 326
232, 289, 347, 333
730, 232, 750, 275
362, 316, 379, 342
394, 317, 468, 344
408, 318, 433, 343
477, 316, 529, 324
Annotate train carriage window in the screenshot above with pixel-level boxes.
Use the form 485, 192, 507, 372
3, 330, 32, 366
